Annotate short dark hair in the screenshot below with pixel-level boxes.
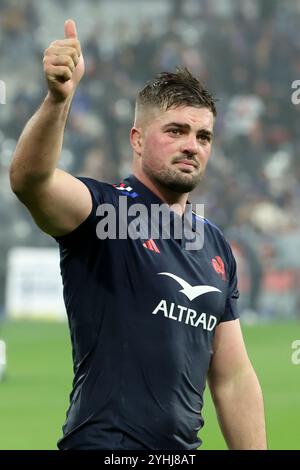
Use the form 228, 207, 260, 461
137, 67, 217, 117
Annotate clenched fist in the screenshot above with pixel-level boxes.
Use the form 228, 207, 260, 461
43, 19, 85, 103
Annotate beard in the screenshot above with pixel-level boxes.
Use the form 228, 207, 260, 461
142, 159, 203, 193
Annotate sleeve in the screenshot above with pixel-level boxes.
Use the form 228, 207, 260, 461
220, 243, 240, 322
53, 177, 109, 248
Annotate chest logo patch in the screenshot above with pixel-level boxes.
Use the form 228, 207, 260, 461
158, 272, 221, 301
212, 256, 226, 281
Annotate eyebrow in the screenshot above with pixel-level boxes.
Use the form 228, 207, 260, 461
162, 122, 213, 137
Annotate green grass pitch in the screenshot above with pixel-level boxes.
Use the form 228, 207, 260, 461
0, 320, 299, 449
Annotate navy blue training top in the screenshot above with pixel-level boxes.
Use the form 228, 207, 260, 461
55, 174, 239, 450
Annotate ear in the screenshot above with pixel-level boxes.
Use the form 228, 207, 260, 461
130, 127, 143, 156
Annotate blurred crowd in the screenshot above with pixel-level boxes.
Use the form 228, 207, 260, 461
1, 0, 300, 319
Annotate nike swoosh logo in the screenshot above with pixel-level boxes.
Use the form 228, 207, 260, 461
158, 272, 221, 301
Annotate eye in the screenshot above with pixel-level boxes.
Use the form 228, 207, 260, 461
198, 134, 211, 143
168, 128, 182, 136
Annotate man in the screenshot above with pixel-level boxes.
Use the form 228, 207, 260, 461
10, 20, 267, 450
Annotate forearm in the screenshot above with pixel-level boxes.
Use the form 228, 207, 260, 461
10, 93, 72, 194
210, 368, 267, 450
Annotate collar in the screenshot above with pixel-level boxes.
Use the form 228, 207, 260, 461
123, 174, 200, 234
124, 174, 164, 208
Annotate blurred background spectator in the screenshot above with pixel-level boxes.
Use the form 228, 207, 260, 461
1, 0, 300, 321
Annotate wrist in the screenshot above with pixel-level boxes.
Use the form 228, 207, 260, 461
43, 92, 74, 122
45, 91, 74, 108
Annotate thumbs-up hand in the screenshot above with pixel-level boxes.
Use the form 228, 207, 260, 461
43, 19, 85, 103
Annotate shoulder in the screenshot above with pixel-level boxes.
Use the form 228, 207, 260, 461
194, 212, 229, 247
195, 212, 236, 267
76, 177, 121, 206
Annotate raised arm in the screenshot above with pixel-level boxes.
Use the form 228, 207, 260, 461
10, 19, 92, 237
207, 319, 267, 449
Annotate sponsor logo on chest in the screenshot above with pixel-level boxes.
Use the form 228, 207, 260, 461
151, 272, 220, 331
152, 299, 217, 331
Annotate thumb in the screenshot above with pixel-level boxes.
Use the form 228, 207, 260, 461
64, 19, 78, 39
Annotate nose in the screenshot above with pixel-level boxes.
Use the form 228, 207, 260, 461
180, 134, 199, 156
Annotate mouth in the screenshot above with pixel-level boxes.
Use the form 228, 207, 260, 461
174, 160, 197, 170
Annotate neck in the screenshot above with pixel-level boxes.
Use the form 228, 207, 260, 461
133, 169, 189, 216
